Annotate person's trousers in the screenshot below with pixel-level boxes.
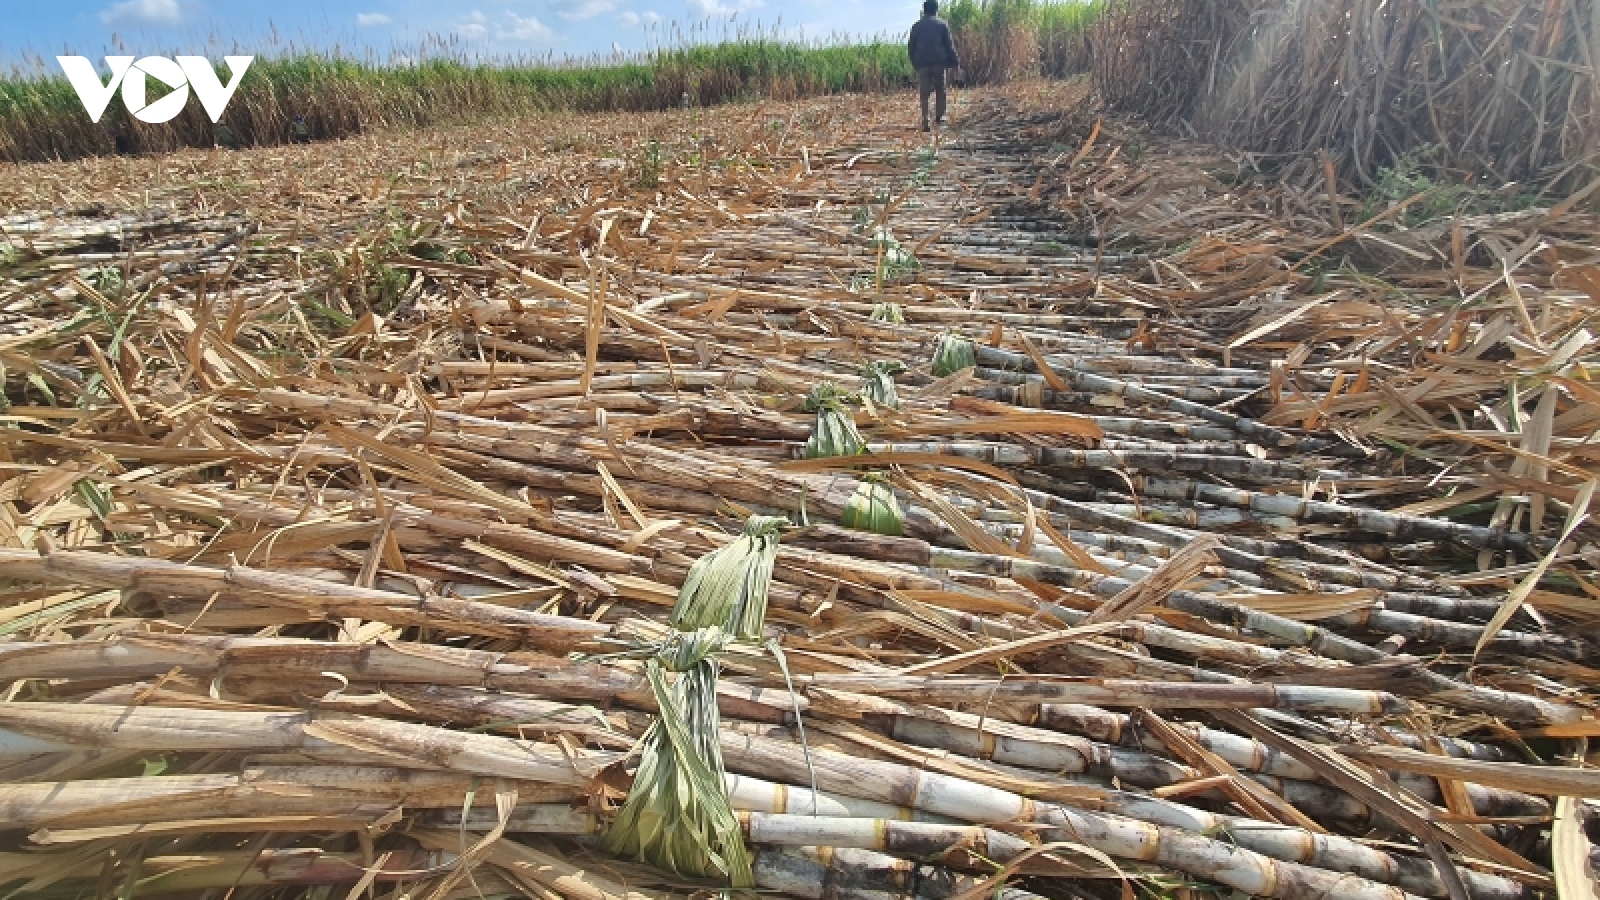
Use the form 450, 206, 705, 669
918, 67, 948, 125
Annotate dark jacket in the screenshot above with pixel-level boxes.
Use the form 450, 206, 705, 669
908, 15, 960, 70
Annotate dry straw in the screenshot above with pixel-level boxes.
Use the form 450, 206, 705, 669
1091, 0, 1600, 191
0, 77, 1594, 900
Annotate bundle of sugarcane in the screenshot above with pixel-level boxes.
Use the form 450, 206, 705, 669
861, 360, 904, 410
840, 475, 905, 536
803, 383, 868, 459
930, 332, 978, 377
602, 515, 786, 886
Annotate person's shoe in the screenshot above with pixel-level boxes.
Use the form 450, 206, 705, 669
921, 122, 931, 132
936, 117, 948, 126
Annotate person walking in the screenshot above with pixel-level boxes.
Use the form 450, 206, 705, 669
907, 0, 960, 132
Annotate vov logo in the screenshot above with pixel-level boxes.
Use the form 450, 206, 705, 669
57, 56, 253, 124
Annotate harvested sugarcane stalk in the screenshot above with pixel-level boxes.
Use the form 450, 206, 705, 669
808, 674, 1411, 714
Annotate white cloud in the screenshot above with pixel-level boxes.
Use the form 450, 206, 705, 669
455, 9, 489, 39
453, 8, 556, 44
499, 11, 554, 41
356, 12, 392, 26
688, 0, 762, 17
99, 0, 185, 26
553, 0, 617, 20
619, 10, 661, 26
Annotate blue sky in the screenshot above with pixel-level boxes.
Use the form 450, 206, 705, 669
3, 0, 924, 66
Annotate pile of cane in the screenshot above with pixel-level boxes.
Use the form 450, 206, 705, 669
0, 85, 1596, 899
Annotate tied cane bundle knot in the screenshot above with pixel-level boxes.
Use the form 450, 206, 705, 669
602, 515, 787, 887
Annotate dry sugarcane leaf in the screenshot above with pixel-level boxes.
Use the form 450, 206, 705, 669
1212, 589, 1379, 621
1082, 535, 1220, 625
1013, 330, 1070, 392
1032, 513, 1111, 576
779, 451, 1022, 487
1225, 293, 1340, 368
1341, 744, 1600, 801
1218, 716, 1480, 900
891, 623, 1122, 676
326, 426, 533, 520
414, 831, 669, 900
1220, 710, 1551, 886
1475, 479, 1597, 658
1133, 708, 1324, 833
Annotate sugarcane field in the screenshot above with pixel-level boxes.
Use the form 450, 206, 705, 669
2, 0, 1600, 896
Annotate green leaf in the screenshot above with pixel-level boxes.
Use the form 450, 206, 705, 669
25, 373, 55, 406
869, 302, 905, 324
604, 516, 784, 886
862, 360, 903, 410
841, 477, 904, 536
931, 331, 976, 376
0, 590, 117, 637
74, 478, 113, 523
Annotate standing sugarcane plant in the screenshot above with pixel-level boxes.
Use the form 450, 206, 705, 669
870, 227, 920, 291
602, 515, 788, 887
803, 383, 867, 459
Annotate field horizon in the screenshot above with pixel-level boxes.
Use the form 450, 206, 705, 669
0, 1, 1102, 165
